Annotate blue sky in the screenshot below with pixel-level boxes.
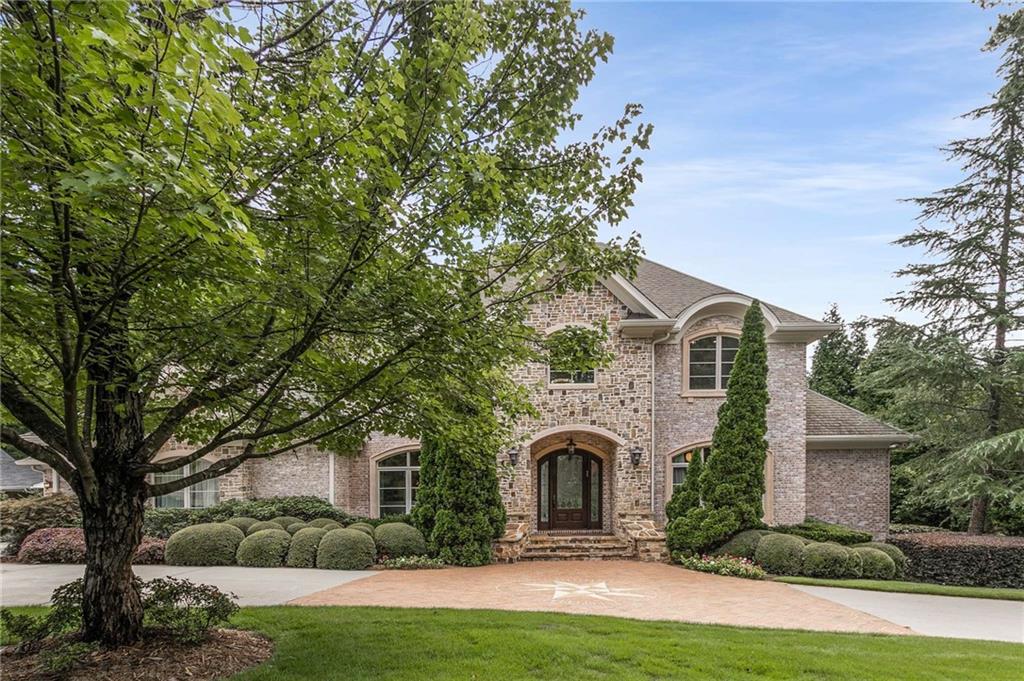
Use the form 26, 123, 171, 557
574, 1, 1000, 326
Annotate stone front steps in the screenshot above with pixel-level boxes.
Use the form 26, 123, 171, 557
519, 532, 635, 561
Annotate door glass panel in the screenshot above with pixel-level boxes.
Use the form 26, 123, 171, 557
555, 454, 583, 508
590, 458, 600, 523
539, 459, 549, 523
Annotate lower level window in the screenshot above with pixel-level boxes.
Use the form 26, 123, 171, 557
153, 460, 218, 509
377, 450, 419, 517
671, 446, 710, 493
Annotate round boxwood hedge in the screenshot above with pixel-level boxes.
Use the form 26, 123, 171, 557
286, 522, 310, 534
710, 529, 770, 559
347, 522, 374, 536
317, 528, 376, 570
246, 520, 284, 535
270, 515, 303, 528
373, 522, 427, 559
223, 517, 260, 533
309, 518, 342, 530
855, 542, 906, 577
237, 528, 292, 567
165, 523, 244, 566
286, 527, 329, 568
844, 548, 864, 578
801, 542, 850, 578
852, 546, 896, 580
753, 533, 805, 575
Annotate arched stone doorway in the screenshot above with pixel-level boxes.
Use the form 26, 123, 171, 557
537, 447, 602, 531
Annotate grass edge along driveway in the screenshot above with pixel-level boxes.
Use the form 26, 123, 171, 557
773, 576, 1024, 601
227, 606, 1023, 681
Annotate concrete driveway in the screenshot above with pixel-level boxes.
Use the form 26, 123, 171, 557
0, 563, 378, 606
790, 584, 1024, 643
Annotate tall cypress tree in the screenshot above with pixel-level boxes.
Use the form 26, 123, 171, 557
809, 304, 859, 405
888, 8, 1024, 533
665, 450, 704, 522
667, 301, 770, 556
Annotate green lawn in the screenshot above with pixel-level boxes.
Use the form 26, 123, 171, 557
774, 576, 1024, 601
225, 606, 1023, 681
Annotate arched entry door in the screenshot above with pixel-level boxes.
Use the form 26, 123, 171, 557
537, 449, 602, 530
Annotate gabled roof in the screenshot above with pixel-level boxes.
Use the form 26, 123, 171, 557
629, 257, 823, 325
805, 390, 912, 448
0, 449, 44, 490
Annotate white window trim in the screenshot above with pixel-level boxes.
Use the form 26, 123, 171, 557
369, 445, 420, 518
544, 322, 602, 390
151, 459, 219, 509
680, 325, 741, 398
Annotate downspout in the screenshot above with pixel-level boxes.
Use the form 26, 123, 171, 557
650, 330, 673, 515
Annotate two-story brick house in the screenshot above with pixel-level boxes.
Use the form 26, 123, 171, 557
21, 257, 909, 560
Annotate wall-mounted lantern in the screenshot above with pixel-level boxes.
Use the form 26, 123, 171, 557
507, 446, 520, 467
629, 446, 643, 466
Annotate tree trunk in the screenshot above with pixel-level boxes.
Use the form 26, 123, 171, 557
967, 495, 989, 535
80, 479, 147, 645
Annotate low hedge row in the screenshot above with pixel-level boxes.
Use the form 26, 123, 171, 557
771, 518, 873, 546
889, 532, 1024, 588
16, 528, 166, 565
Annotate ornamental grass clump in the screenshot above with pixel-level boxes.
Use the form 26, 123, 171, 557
236, 529, 291, 567
316, 528, 376, 570
373, 523, 427, 559
165, 523, 244, 566
286, 527, 329, 568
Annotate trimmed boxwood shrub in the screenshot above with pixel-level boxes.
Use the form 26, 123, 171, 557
753, 533, 805, 575
316, 528, 376, 570
347, 522, 374, 536
710, 529, 770, 559
224, 517, 260, 534
373, 522, 427, 559
286, 522, 309, 534
801, 542, 850, 578
236, 529, 291, 567
855, 542, 907, 577
165, 523, 244, 566
143, 507, 196, 539
286, 527, 329, 568
270, 515, 303, 528
773, 519, 872, 546
309, 518, 342, 530
852, 546, 896, 580
889, 532, 1024, 588
844, 548, 863, 578
246, 520, 284, 535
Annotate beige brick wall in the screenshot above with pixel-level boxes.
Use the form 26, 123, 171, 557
806, 448, 889, 539
248, 445, 332, 500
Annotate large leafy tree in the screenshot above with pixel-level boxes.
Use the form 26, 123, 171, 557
0, 0, 649, 644
880, 7, 1024, 533
809, 304, 864, 405
666, 301, 769, 555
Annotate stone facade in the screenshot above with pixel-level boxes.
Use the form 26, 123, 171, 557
805, 448, 890, 539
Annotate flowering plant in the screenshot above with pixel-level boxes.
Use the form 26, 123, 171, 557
674, 553, 767, 580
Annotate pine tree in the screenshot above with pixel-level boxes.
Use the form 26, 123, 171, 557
809, 304, 858, 404
665, 451, 703, 522
887, 8, 1024, 533
667, 302, 770, 555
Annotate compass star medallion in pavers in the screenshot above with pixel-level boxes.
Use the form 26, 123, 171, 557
523, 581, 648, 601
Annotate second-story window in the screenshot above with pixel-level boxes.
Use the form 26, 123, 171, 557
688, 334, 739, 390
545, 325, 611, 386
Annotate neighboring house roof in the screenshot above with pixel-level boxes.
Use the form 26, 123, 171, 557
0, 448, 44, 491
629, 257, 823, 325
805, 390, 912, 449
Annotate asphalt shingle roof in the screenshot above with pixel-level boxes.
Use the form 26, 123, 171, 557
629, 257, 823, 325
0, 449, 44, 491
805, 390, 909, 438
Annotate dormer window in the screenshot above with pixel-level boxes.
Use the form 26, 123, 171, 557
687, 334, 739, 391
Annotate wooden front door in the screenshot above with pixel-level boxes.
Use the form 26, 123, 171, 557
538, 449, 602, 530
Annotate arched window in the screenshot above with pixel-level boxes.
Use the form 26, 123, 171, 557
153, 460, 218, 509
377, 450, 420, 517
670, 446, 710, 494
686, 334, 739, 391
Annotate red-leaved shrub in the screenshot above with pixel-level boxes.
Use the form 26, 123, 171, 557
16, 528, 167, 564
889, 532, 1024, 588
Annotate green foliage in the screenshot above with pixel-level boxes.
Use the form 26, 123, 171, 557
309, 519, 342, 530
665, 452, 703, 522
164, 523, 244, 566
844, 549, 864, 578
286, 527, 329, 569
773, 519, 872, 546
39, 641, 97, 674
0, 495, 81, 553
710, 529, 771, 560
753, 533, 805, 575
142, 577, 239, 644
890, 532, 1024, 588
855, 542, 907, 577
270, 516, 303, 529
346, 523, 375, 536
224, 517, 260, 534
674, 554, 766, 580
669, 302, 768, 557
378, 555, 446, 570
544, 322, 615, 382
247, 521, 285, 535
316, 529, 376, 570
144, 508, 197, 539
801, 543, 851, 579
236, 529, 291, 568
851, 547, 896, 580
809, 305, 864, 405
286, 522, 310, 534
373, 523, 427, 559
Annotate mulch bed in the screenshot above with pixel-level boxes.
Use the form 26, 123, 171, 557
2, 629, 272, 681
